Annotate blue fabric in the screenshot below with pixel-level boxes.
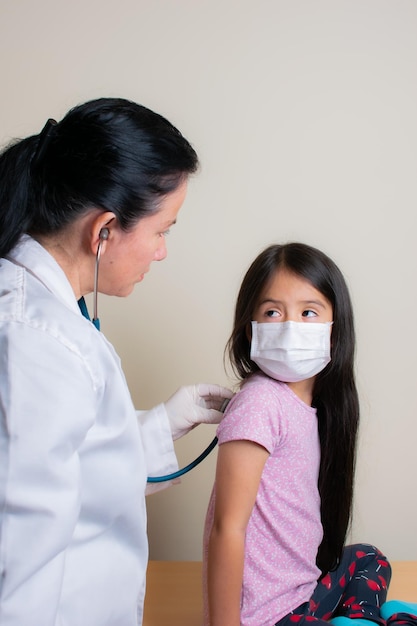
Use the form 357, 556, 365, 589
381, 602, 417, 620
78, 297, 91, 320
331, 619, 375, 626
78, 297, 100, 330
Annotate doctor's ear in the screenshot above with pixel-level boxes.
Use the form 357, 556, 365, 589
90, 212, 116, 253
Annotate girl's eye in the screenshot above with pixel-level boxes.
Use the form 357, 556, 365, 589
302, 309, 317, 318
265, 309, 279, 318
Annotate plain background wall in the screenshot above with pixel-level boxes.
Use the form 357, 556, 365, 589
1, 1, 416, 561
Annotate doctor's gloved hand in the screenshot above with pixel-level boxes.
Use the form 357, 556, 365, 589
164, 384, 234, 440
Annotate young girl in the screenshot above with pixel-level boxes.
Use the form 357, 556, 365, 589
203, 242, 392, 626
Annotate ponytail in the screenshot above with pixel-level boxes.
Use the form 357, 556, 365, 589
0, 135, 39, 257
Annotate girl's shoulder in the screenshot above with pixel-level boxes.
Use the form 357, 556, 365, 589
241, 372, 290, 401
218, 373, 287, 450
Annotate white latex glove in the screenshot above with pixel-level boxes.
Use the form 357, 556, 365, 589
164, 383, 234, 440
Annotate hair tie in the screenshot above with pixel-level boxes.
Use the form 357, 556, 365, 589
32, 118, 58, 170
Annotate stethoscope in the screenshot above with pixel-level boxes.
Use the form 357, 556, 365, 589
148, 397, 230, 483
78, 226, 108, 331
147, 435, 219, 483
78, 228, 226, 483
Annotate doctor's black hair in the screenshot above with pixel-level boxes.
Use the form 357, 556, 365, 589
0, 97, 199, 257
226, 242, 359, 578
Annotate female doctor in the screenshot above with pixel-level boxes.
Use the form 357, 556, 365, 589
0, 97, 232, 626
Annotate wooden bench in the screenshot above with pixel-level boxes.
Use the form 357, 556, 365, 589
143, 561, 417, 626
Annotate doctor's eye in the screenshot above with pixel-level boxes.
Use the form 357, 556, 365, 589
159, 229, 171, 237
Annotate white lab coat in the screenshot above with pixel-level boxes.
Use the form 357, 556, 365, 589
0, 236, 179, 626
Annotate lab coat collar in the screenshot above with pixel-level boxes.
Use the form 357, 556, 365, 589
7, 234, 81, 316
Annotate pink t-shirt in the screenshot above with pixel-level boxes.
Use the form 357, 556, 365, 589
203, 373, 323, 626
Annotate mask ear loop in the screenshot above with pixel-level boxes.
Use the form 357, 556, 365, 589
92, 228, 109, 330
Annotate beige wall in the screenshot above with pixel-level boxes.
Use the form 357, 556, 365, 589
1, 1, 416, 562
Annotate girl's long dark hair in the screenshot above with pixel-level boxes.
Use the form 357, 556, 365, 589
227, 243, 359, 575
0, 98, 199, 258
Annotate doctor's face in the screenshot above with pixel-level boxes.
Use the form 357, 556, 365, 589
100, 181, 187, 297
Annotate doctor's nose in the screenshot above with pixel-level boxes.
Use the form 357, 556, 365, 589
154, 239, 167, 262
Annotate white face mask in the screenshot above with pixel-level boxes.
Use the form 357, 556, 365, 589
250, 320, 332, 383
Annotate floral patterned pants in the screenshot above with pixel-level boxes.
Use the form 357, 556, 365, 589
275, 544, 391, 626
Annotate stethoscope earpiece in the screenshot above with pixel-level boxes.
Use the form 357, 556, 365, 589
99, 227, 109, 241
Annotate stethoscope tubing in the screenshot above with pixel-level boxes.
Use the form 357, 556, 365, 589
147, 436, 218, 483
147, 398, 230, 483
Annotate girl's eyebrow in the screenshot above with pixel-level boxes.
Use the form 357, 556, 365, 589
258, 298, 283, 306
259, 298, 327, 309
301, 299, 327, 309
